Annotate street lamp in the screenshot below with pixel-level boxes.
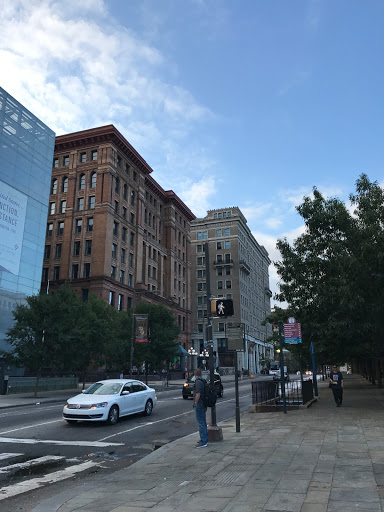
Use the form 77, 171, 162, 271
200, 348, 209, 370
188, 347, 197, 375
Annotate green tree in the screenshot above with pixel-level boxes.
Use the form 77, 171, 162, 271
133, 302, 180, 373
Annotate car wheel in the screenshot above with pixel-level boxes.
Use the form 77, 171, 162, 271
66, 420, 77, 425
143, 399, 153, 416
107, 405, 119, 425
218, 386, 223, 398
182, 395, 189, 400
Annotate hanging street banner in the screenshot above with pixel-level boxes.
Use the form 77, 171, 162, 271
135, 314, 148, 343
283, 317, 302, 344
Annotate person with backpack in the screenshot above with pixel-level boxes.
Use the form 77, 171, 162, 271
193, 368, 208, 448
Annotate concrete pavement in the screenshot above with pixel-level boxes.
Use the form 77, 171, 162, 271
26, 374, 384, 512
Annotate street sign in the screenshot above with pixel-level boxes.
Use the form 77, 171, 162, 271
283, 321, 302, 344
226, 325, 244, 351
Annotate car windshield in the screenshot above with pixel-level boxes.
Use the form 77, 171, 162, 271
83, 382, 123, 395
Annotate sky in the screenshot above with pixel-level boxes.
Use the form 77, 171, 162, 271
1, 0, 383, 304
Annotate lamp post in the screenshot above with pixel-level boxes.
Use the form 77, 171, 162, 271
188, 347, 197, 376
200, 348, 209, 370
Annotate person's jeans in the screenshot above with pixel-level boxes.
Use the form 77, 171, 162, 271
195, 404, 208, 444
332, 388, 343, 405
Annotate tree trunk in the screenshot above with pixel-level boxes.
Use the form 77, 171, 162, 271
34, 371, 41, 398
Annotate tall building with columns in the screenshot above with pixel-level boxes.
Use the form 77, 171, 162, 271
42, 125, 195, 350
190, 207, 273, 373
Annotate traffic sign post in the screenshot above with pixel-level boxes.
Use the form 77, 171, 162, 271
278, 322, 287, 414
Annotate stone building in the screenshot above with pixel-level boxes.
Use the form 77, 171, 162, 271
42, 125, 195, 353
190, 207, 273, 373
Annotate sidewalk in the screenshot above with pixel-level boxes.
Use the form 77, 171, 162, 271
31, 374, 384, 512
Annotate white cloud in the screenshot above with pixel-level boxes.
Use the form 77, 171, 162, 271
178, 177, 217, 218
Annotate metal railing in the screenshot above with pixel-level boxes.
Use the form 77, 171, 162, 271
252, 379, 314, 409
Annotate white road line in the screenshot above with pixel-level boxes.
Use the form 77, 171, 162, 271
0, 419, 63, 435
0, 437, 123, 447
0, 455, 65, 474
0, 461, 101, 501
99, 395, 250, 442
0, 404, 63, 418
0, 453, 23, 461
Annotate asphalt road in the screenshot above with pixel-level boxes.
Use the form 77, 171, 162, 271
0, 377, 256, 512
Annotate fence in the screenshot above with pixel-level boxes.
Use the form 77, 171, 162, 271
251, 379, 314, 412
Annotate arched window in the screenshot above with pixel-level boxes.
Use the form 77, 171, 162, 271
51, 179, 57, 195
79, 174, 85, 190
62, 177, 68, 193
90, 172, 97, 188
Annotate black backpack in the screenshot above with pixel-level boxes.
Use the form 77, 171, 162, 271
199, 378, 217, 407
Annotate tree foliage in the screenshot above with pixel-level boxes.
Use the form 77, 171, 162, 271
274, 174, 384, 364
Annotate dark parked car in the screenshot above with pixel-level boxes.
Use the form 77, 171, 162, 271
182, 371, 223, 400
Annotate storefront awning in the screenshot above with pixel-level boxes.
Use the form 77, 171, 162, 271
176, 344, 189, 355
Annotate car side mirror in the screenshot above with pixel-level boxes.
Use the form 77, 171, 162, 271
121, 390, 130, 395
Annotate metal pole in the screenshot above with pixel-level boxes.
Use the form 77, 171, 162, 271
310, 341, 319, 397
129, 289, 136, 379
278, 322, 287, 414
235, 351, 240, 432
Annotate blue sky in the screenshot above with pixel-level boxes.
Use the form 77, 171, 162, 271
1, 0, 383, 302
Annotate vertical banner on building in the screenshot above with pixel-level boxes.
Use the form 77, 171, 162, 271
135, 314, 148, 343
0, 180, 27, 275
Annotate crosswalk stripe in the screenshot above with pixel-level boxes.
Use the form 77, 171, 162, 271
0, 460, 101, 501
0, 437, 123, 447
0, 455, 65, 474
0, 453, 23, 461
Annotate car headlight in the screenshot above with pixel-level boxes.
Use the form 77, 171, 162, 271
89, 402, 108, 409
64, 403, 69, 408
183, 383, 189, 387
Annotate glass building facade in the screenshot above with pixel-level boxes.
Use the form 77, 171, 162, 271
0, 87, 55, 352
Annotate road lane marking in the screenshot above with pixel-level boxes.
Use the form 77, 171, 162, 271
0, 453, 23, 461
0, 455, 65, 474
0, 437, 123, 447
0, 461, 101, 501
0, 419, 63, 435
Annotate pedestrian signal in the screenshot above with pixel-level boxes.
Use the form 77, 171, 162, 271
211, 299, 234, 317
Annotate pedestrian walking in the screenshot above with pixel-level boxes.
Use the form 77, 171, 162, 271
330, 365, 344, 407
193, 368, 208, 448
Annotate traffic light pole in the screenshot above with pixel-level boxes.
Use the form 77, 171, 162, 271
204, 242, 223, 442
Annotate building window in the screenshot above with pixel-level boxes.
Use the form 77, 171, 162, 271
125, 163, 130, 175
226, 280, 232, 289
217, 268, 223, 276
111, 266, 116, 279
42, 268, 49, 281
115, 177, 120, 193
57, 221, 64, 236
83, 263, 90, 277
131, 190, 135, 205
128, 274, 133, 287
112, 243, 117, 259
152, 267, 156, 279
216, 255, 223, 263
122, 227, 127, 241
121, 248, 126, 263
62, 177, 68, 193
80, 152, 86, 163
63, 156, 69, 166
130, 212, 135, 224
216, 229, 222, 237
225, 241, 230, 249
60, 200, 66, 213
46, 223, 53, 237
73, 241, 80, 256
226, 267, 231, 275
75, 219, 82, 233
85, 240, 92, 255
51, 179, 57, 194
109, 291, 115, 306
72, 264, 79, 279
202, 231, 208, 239
91, 150, 97, 161
225, 254, 231, 263
114, 200, 119, 214
53, 266, 60, 280
88, 196, 95, 209
130, 232, 135, 246
118, 294, 124, 311
49, 202, 55, 215
113, 221, 118, 236
87, 217, 93, 232
123, 184, 127, 200
79, 174, 85, 190
44, 245, 51, 259
224, 228, 230, 236
53, 158, 59, 168
218, 281, 223, 290
197, 245, 202, 252
129, 253, 133, 266
133, 171, 137, 181
198, 324, 203, 333
117, 155, 121, 167
77, 198, 84, 211
120, 270, 125, 283
197, 257, 205, 266
197, 270, 206, 278
218, 323, 224, 332
90, 172, 97, 188
122, 206, 127, 219
197, 282, 206, 291
216, 242, 222, 250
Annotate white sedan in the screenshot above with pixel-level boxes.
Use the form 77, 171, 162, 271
63, 379, 157, 425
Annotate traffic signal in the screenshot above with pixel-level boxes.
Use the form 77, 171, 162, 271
211, 299, 234, 317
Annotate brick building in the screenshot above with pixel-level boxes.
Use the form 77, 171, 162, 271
42, 125, 195, 349
190, 207, 273, 373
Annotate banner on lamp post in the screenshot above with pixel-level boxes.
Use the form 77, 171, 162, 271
135, 314, 148, 343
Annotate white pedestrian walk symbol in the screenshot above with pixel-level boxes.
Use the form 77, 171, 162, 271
218, 302, 225, 315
